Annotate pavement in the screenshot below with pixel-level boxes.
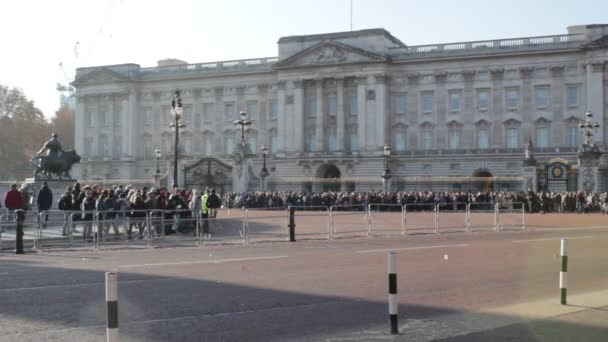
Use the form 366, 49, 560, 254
1, 212, 608, 341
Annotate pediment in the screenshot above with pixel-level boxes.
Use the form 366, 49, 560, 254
274, 40, 387, 68
72, 68, 131, 86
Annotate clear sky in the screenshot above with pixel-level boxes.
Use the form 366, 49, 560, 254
1, 0, 606, 119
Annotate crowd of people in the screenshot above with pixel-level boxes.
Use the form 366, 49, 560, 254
3, 183, 608, 224
222, 189, 608, 214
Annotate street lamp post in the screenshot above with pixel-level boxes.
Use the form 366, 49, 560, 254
154, 148, 161, 188
382, 144, 392, 193
260, 146, 269, 192
579, 110, 600, 146
577, 110, 602, 193
170, 90, 184, 189
233, 111, 252, 143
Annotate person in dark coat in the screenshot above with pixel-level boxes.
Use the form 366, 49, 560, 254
58, 187, 73, 236
37, 182, 53, 229
81, 190, 96, 241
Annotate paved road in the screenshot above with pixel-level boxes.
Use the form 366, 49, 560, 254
1, 225, 608, 341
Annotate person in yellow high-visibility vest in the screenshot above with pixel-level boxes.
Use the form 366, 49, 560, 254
201, 189, 210, 235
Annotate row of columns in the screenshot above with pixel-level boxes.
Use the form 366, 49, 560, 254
277, 75, 388, 154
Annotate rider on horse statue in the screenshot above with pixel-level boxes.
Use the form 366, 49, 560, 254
32, 133, 80, 180
37, 133, 64, 158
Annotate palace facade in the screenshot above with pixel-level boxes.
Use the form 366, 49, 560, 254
72, 24, 608, 192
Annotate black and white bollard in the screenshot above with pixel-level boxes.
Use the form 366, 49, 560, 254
560, 238, 568, 305
388, 251, 398, 334
106, 271, 119, 342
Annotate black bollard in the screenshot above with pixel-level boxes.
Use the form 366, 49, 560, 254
288, 206, 296, 242
15, 210, 25, 254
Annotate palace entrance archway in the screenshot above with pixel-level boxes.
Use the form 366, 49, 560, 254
316, 164, 341, 192
183, 157, 233, 193
472, 169, 493, 192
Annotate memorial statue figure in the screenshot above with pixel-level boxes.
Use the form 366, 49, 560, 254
525, 139, 534, 160
37, 132, 64, 158
31, 133, 80, 179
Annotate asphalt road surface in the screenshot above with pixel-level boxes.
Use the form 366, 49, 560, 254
1, 218, 608, 341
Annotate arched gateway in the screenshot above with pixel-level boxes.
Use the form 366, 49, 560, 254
472, 169, 493, 192
316, 164, 341, 192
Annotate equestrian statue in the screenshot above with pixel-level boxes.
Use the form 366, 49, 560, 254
30, 133, 81, 180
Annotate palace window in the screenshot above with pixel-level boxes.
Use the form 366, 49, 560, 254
535, 127, 549, 148
184, 138, 192, 155
448, 129, 461, 149
506, 88, 519, 110
246, 101, 257, 120
477, 90, 490, 111
305, 132, 316, 152
448, 91, 461, 112
270, 100, 278, 120
394, 94, 406, 114
112, 136, 121, 158
203, 103, 214, 125
535, 86, 550, 108
224, 102, 235, 122
566, 85, 580, 107
328, 95, 337, 115
394, 132, 407, 151
478, 128, 489, 149
270, 134, 278, 153
506, 127, 519, 148
422, 128, 433, 150
143, 107, 152, 126
422, 92, 433, 113
247, 136, 257, 153
183, 105, 193, 125
328, 129, 337, 151
224, 136, 234, 155
349, 132, 359, 151
350, 94, 358, 115
203, 135, 213, 155
307, 95, 317, 115
568, 126, 580, 147
88, 111, 95, 128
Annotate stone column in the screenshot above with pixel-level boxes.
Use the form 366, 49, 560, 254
336, 78, 345, 151
315, 79, 324, 151
92, 96, 100, 158
490, 69, 504, 148
120, 94, 130, 159
214, 87, 224, 154
375, 75, 388, 147
586, 62, 605, 145
277, 81, 287, 152
293, 80, 305, 152
127, 90, 138, 159
75, 95, 85, 157
357, 76, 368, 151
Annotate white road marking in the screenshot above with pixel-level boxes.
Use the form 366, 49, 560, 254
356, 244, 469, 253
0, 277, 174, 292
119, 255, 288, 268
512, 236, 593, 243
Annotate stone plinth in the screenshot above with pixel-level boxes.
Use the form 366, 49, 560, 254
577, 143, 602, 192
23, 178, 76, 210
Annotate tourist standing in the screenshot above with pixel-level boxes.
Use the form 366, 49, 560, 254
37, 182, 53, 229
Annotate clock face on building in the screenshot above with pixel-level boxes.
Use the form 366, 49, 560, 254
552, 166, 563, 178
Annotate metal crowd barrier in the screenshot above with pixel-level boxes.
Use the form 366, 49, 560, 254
291, 206, 331, 240
329, 205, 369, 238
368, 204, 405, 236
404, 203, 437, 234
496, 202, 526, 231
436, 202, 468, 234
2, 202, 535, 252
467, 202, 497, 232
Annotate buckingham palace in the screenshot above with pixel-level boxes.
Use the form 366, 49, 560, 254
71, 24, 608, 193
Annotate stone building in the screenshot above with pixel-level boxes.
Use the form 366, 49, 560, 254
72, 24, 608, 192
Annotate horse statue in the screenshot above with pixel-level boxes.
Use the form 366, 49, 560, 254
31, 150, 81, 180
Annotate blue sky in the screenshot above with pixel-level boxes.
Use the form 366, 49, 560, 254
1, 0, 606, 118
